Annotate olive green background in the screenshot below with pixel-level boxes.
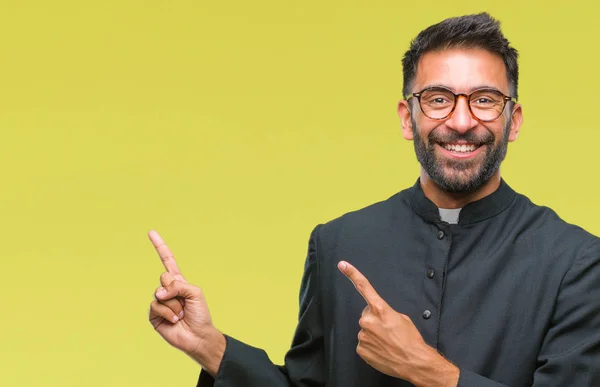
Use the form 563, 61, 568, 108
0, 1, 598, 386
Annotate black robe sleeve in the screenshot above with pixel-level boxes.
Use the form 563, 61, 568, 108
197, 225, 326, 387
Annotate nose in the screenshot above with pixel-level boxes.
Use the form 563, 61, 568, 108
444, 95, 478, 133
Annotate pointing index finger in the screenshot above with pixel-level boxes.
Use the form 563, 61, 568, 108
148, 230, 186, 282
338, 261, 385, 308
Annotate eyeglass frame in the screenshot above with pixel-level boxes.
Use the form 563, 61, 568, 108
406, 86, 517, 123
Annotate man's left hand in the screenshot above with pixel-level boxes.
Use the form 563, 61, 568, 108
338, 260, 459, 387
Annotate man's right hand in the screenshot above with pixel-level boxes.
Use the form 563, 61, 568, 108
148, 230, 225, 376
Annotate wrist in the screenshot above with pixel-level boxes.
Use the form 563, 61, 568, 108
187, 327, 226, 377
408, 344, 459, 387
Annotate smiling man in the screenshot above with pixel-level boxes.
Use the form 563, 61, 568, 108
148, 13, 600, 386
400, 45, 521, 209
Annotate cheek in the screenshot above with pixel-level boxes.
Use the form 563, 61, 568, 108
484, 121, 509, 143
412, 119, 436, 142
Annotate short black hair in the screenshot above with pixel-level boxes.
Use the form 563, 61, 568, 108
402, 13, 519, 99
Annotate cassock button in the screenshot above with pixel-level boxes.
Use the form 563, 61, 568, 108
422, 310, 432, 319
437, 230, 445, 240
427, 269, 435, 278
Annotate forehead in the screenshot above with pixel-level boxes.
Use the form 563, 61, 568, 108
413, 48, 509, 94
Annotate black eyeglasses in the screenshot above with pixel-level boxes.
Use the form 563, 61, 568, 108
407, 86, 517, 122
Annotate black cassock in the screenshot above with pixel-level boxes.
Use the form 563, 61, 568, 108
198, 179, 600, 387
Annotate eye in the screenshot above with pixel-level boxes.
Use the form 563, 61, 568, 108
423, 94, 453, 105
431, 97, 449, 104
419, 88, 455, 109
471, 90, 503, 106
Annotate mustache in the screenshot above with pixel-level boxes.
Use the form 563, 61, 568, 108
428, 129, 495, 145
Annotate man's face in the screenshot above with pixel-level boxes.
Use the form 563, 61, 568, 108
398, 48, 522, 193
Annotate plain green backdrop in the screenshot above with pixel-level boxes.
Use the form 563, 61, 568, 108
0, 1, 598, 386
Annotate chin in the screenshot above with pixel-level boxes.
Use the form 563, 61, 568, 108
435, 168, 488, 193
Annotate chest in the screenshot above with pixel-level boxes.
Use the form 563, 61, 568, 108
320, 220, 566, 384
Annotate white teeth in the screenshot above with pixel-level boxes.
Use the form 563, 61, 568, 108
443, 144, 477, 153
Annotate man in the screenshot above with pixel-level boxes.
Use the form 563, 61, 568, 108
148, 13, 600, 386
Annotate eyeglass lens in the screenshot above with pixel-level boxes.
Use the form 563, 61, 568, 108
419, 88, 506, 121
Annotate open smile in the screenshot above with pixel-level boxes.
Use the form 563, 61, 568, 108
436, 142, 486, 159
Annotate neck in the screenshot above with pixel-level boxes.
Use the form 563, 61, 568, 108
419, 170, 502, 209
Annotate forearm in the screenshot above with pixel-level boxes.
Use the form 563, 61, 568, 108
187, 327, 227, 377
408, 345, 460, 387
196, 335, 326, 387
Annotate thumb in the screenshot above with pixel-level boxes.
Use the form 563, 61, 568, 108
156, 279, 204, 301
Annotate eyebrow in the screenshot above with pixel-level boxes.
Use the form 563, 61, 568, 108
420, 84, 506, 93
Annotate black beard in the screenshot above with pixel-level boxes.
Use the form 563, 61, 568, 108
412, 118, 510, 193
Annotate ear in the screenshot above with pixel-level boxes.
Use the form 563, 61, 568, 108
507, 103, 523, 142
398, 100, 414, 140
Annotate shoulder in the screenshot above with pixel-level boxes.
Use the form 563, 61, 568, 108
511, 191, 599, 258
313, 187, 414, 252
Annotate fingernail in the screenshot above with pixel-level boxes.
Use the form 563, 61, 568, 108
338, 261, 347, 270
156, 288, 167, 298
179, 311, 184, 319
172, 315, 179, 323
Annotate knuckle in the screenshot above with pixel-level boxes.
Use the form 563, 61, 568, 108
166, 298, 182, 311
166, 279, 179, 291
160, 272, 172, 285
358, 316, 369, 329
356, 344, 366, 358
357, 330, 366, 342
371, 302, 384, 314
160, 252, 175, 261
149, 301, 167, 320
355, 281, 367, 293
